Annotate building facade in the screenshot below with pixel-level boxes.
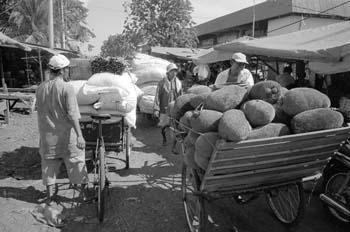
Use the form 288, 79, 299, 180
195, 0, 350, 48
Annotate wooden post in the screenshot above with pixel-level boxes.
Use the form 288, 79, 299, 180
48, 0, 54, 48
0, 48, 9, 124
38, 49, 44, 83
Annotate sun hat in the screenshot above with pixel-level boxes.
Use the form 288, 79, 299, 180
166, 63, 178, 73
48, 54, 70, 70
231, 52, 248, 64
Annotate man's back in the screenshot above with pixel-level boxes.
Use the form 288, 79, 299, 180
36, 78, 80, 158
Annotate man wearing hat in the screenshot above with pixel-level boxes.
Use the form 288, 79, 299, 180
214, 52, 254, 87
153, 63, 182, 150
36, 54, 88, 204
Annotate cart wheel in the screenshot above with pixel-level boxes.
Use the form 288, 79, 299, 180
124, 127, 131, 169
182, 163, 207, 232
265, 183, 305, 226
97, 146, 108, 222
324, 172, 350, 223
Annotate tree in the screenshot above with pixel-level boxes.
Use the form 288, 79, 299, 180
100, 34, 133, 58
3, 0, 94, 49
122, 0, 198, 50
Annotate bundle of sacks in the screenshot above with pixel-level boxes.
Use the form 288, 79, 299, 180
168, 81, 344, 171
131, 53, 170, 115
69, 72, 142, 128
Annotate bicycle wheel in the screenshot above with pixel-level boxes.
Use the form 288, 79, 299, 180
124, 127, 131, 169
97, 146, 107, 222
182, 163, 207, 232
324, 172, 350, 223
265, 183, 305, 226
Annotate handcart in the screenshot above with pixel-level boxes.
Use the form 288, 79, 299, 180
79, 113, 132, 222
175, 123, 350, 231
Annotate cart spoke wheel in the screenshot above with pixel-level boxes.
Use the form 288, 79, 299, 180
97, 147, 108, 222
325, 172, 350, 222
266, 183, 305, 226
182, 163, 207, 232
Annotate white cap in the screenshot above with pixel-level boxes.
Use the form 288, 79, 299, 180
48, 54, 70, 70
166, 63, 178, 73
231, 52, 248, 64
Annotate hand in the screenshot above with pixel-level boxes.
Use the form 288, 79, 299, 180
153, 110, 160, 118
76, 136, 86, 150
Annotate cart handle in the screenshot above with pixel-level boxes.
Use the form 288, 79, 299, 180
90, 113, 111, 121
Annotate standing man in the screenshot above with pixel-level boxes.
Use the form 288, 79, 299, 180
153, 63, 182, 150
36, 54, 88, 205
276, 65, 295, 89
214, 52, 254, 87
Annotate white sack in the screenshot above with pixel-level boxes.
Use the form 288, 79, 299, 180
140, 85, 157, 96
69, 80, 99, 105
138, 95, 155, 114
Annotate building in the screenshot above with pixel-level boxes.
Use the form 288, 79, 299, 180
195, 0, 350, 48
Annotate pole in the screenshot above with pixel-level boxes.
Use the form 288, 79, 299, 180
60, 0, 66, 49
48, 0, 54, 48
252, 0, 256, 38
38, 49, 44, 83
0, 49, 10, 124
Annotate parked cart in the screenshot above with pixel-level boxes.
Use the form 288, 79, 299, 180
175, 123, 350, 231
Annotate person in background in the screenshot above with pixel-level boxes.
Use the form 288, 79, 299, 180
153, 63, 182, 152
36, 54, 88, 205
276, 65, 295, 89
214, 52, 254, 87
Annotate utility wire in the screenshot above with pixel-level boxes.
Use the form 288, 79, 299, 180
267, 0, 350, 34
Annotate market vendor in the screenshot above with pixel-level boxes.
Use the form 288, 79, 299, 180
153, 63, 182, 151
214, 52, 254, 87
36, 54, 88, 205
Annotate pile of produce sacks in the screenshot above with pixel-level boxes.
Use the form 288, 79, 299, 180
69, 72, 142, 128
169, 81, 344, 170
131, 53, 171, 115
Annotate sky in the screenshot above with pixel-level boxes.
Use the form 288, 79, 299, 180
83, 0, 266, 55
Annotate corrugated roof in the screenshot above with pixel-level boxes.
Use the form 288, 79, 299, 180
195, 0, 350, 36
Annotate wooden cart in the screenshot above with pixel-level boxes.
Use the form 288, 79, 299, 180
180, 126, 350, 231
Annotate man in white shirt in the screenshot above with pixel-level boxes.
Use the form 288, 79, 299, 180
214, 52, 254, 87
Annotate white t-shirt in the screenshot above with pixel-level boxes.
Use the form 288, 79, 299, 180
214, 68, 254, 86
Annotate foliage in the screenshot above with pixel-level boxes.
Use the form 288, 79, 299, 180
100, 34, 133, 58
122, 0, 198, 50
2, 0, 95, 49
90, 56, 128, 75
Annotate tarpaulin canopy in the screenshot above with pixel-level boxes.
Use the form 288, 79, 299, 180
0, 32, 32, 51
151, 46, 210, 61
195, 36, 254, 64
215, 21, 350, 64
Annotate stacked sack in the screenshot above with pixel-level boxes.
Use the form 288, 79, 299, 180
70, 72, 142, 128
171, 80, 344, 171
131, 53, 170, 115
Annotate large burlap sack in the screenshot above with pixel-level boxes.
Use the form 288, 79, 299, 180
179, 111, 193, 132
247, 123, 291, 140
218, 109, 251, 142
190, 92, 211, 109
98, 92, 137, 113
282, 88, 331, 117
291, 108, 344, 134
138, 95, 155, 114
194, 132, 220, 170
204, 85, 247, 112
173, 94, 196, 120
131, 53, 170, 87
184, 131, 200, 146
249, 80, 282, 104
70, 80, 99, 105
187, 85, 212, 95
241, 99, 275, 127
190, 109, 223, 133
140, 85, 157, 96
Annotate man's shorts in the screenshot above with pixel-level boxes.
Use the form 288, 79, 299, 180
41, 154, 89, 186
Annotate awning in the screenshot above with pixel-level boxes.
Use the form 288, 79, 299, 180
214, 21, 350, 63
0, 32, 32, 51
151, 46, 210, 61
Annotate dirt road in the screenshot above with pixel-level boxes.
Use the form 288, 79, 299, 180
0, 111, 348, 232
